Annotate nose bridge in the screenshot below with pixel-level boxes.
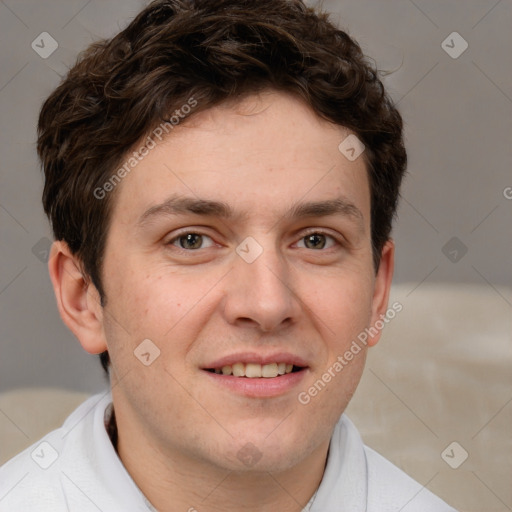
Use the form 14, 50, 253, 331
223, 236, 298, 331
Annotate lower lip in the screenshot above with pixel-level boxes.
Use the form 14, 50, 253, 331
202, 369, 308, 398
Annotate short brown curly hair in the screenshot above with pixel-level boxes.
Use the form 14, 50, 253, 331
37, 0, 407, 373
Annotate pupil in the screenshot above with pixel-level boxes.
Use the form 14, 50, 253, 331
305, 234, 325, 249
181, 233, 202, 249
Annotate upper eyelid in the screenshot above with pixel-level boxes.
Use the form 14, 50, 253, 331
166, 226, 215, 240
298, 227, 340, 238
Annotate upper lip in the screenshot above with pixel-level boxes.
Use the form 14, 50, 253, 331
203, 352, 310, 369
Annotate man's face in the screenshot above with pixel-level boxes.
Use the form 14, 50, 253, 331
97, 91, 390, 473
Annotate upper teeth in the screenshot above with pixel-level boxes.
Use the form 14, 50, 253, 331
214, 363, 294, 378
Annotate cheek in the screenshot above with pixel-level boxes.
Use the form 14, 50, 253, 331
298, 267, 373, 414
303, 267, 374, 342
103, 262, 222, 360
105, 261, 178, 332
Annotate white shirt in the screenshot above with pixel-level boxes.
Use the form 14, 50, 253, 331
0, 392, 457, 511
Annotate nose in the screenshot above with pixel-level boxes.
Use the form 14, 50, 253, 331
221, 241, 300, 333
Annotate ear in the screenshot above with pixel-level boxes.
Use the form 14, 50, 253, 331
367, 239, 395, 347
48, 241, 107, 354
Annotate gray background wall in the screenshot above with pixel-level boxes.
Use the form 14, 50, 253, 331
1, 0, 511, 391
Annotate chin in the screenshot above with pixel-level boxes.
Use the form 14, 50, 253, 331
213, 428, 320, 475
222, 450, 304, 474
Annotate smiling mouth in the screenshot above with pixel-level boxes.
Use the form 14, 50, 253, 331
204, 363, 305, 378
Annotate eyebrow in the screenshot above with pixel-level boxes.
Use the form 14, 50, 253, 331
138, 196, 238, 226
137, 194, 364, 228
287, 198, 363, 225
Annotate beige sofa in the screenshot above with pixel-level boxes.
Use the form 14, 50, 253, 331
1, 283, 511, 511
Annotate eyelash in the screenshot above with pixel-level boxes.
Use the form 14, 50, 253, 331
168, 231, 217, 251
167, 229, 342, 252
296, 229, 340, 250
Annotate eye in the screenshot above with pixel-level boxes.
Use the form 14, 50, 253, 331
296, 232, 337, 250
169, 232, 215, 250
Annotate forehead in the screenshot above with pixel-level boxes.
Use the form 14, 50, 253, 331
109, 91, 370, 228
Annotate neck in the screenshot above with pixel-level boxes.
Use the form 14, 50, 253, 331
114, 415, 329, 512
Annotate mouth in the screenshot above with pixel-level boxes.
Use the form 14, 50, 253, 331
201, 354, 309, 398
204, 362, 305, 378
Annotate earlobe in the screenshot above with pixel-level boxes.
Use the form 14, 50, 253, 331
48, 241, 108, 354
367, 239, 395, 347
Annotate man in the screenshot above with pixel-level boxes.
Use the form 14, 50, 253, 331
0, 0, 457, 510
